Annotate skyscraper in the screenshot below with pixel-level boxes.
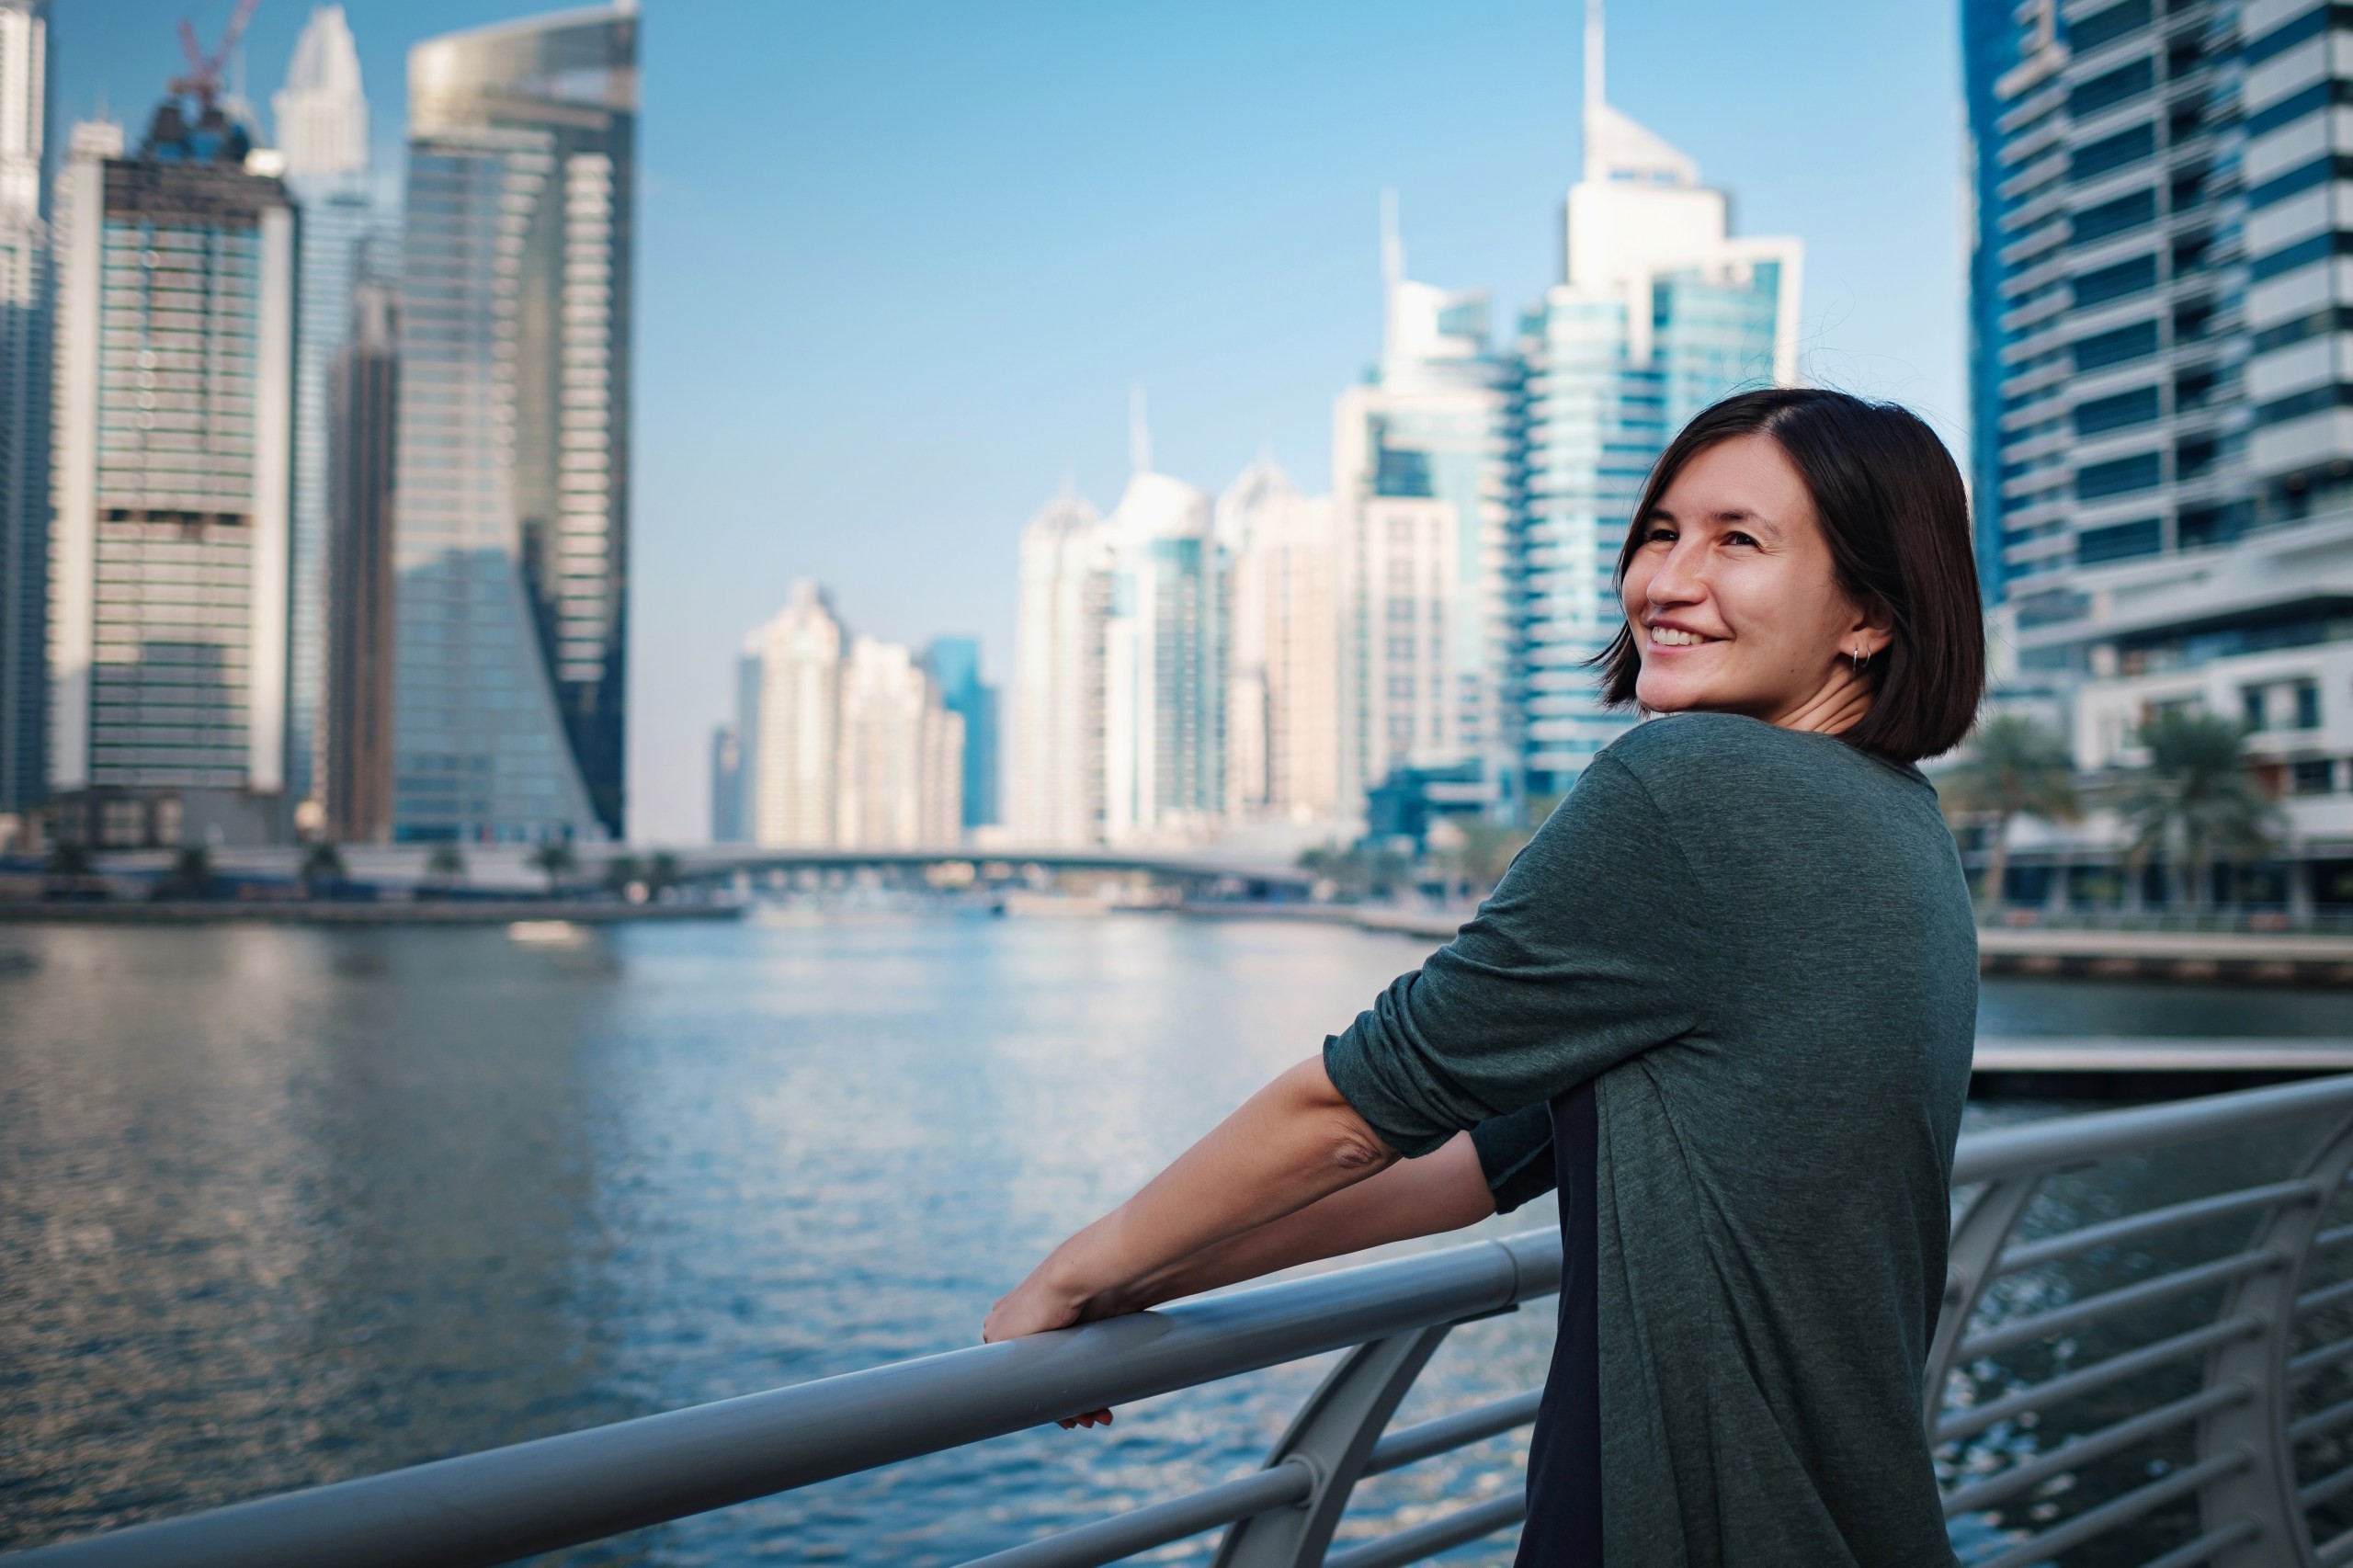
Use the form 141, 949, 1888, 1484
1331, 195, 1509, 818
275, 3, 380, 822
745, 581, 842, 849
392, 4, 635, 843
708, 722, 743, 842
1011, 487, 1109, 846
0, 0, 50, 817
923, 634, 998, 829
324, 267, 397, 844
1508, 0, 1801, 796
46, 99, 296, 847
1965, 0, 2353, 891
737, 582, 962, 850
838, 634, 962, 846
1219, 457, 1339, 822
1102, 396, 1223, 844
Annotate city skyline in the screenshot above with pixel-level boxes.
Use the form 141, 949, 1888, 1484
52, 0, 1963, 841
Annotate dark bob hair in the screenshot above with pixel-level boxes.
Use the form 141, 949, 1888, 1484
1596, 387, 1984, 764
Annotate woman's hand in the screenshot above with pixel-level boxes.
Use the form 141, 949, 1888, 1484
981, 1266, 1090, 1343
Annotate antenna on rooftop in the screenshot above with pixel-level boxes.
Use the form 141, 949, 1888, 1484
1128, 384, 1152, 476
1582, 0, 1608, 180
1380, 187, 1404, 291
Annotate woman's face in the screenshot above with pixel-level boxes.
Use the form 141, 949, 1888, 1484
1620, 434, 1888, 724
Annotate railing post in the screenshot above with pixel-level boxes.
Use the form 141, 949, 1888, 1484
2199, 1115, 2353, 1568
1925, 1174, 2043, 1431
1211, 1322, 1456, 1568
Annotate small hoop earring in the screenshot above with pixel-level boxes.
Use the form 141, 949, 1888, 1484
1852, 643, 1868, 673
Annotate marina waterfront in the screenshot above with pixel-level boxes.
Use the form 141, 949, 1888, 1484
4, 914, 2351, 1564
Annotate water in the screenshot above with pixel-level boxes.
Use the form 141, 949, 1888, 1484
0, 914, 2345, 1563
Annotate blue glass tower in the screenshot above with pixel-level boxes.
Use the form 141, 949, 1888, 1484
924, 636, 997, 829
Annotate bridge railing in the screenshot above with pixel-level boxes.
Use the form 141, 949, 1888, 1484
15, 1075, 2353, 1568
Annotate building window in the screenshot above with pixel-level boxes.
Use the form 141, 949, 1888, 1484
2292, 758, 2337, 795
2077, 517, 2164, 564
2072, 122, 2156, 183
2075, 320, 2159, 370
2076, 453, 2163, 500
2243, 679, 2323, 732
2071, 0, 2151, 54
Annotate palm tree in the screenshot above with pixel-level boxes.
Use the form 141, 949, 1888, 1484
157, 845, 214, 901
44, 841, 94, 900
601, 853, 642, 897
646, 851, 682, 895
1937, 714, 2082, 911
2113, 709, 2287, 910
529, 839, 578, 896
301, 841, 346, 896
425, 843, 468, 889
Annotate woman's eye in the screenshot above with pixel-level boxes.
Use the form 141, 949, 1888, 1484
1723, 530, 1759, 548
1643, 526, 1676, 544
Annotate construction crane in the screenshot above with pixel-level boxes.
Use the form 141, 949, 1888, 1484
167, 0, 260, 111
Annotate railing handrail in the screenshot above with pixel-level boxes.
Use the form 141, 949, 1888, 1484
20, 1073, 2353, 1568
4, 1233, 1561, 1568
1952, 1074, 2353, 1185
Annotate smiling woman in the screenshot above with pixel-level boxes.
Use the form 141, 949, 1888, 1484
1601, 388, 1985, 762
983, 388, 1988, 1567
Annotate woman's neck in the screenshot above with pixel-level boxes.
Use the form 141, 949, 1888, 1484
1766, 663, 1877, 737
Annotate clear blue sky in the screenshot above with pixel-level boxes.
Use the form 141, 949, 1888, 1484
63, 0, 1966, 841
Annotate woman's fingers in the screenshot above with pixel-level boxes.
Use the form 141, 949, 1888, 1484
1056, 1408, 1114, 1429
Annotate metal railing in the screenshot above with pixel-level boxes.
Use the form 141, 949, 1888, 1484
17, 1074, 2353, 1568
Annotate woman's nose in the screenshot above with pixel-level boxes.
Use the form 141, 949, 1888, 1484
1646, 542, 1708, 606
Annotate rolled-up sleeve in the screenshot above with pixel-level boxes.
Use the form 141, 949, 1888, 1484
1323, 754, 1709, 1156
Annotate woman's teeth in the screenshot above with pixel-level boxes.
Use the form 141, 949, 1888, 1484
1649, 627, 1706, 646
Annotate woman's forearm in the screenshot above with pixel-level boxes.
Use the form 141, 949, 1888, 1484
1112, 1131, 1494, 1311
983, 1055, 1404, 1340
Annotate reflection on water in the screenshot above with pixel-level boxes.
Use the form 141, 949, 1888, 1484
0, 917, 2342, 1562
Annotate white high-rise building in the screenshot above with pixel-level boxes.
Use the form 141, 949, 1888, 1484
0, 0, 50, 816
746, 580, 843, 849
739, 581, 962, 850
47, 103, 297, 847
1509, 0, 1802, 794
1332, 193, 1510, 818
1011, 488, 1109, 846
274, 6, 367, 176
1219, 458, 1339, 822
837, 634, 962, 847
1102, 396, 1224, 844
275, 4, 379, 821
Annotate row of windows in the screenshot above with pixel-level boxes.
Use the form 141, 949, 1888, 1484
2250, 154, 2353, 210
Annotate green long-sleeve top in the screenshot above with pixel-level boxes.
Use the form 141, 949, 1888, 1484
1324, 712, 1975, 1566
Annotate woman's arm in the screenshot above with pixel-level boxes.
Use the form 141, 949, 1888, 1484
1107, 1130, 1494, 1310
982, 1057, 1491, 1343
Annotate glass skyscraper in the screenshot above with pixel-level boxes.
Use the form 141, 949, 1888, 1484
923, 635, 998, 830
0, 0, 49, 817
274, 3, 381, 821
392, 4, 634, 843
1330, 196, 1510, 819
1507, 2, 1801, 797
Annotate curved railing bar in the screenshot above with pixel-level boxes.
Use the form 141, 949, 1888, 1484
3, 1233, 1560, 1568
1953, 1076, 2353, 1186
960, 1460, 1314, 1568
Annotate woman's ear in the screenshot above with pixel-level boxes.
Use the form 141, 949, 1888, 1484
1847, 597, 1895, 661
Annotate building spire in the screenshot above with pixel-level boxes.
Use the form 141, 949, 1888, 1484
1583, 0, 1606, 181
1380, 187, 1404, 291
1129, 383, 1152, 475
